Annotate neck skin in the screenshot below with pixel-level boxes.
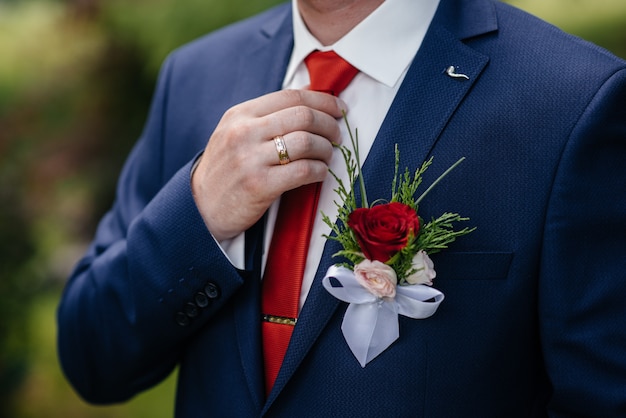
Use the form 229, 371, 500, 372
297, 0, 385, 45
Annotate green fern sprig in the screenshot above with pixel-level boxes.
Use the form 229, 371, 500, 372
391, 151, 431, 211
416, 213, 476, 255
321, 114, 475, 280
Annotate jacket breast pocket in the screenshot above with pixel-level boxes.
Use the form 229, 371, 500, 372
430, 251, 514, 281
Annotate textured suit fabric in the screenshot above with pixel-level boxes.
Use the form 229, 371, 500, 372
57, 0, 626, 416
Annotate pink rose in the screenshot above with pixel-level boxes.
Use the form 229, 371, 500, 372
354, 259, 397, 299
405, 250, 436, 285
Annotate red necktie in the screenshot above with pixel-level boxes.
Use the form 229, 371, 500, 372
261, 50, 359, 395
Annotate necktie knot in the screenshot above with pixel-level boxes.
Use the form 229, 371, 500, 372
304, 50, 359, 96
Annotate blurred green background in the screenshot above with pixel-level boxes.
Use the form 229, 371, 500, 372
1, 0, 625, 416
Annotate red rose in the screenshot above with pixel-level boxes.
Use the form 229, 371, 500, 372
347, 202, 420, 263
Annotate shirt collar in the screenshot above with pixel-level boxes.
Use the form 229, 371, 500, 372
284, 0, 441, 88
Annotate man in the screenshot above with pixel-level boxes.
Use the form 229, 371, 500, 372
57, 0, 626, 416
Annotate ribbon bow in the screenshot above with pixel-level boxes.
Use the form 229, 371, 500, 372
322, 265, 444, 367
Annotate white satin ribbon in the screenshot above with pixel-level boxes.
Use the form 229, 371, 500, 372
322, 265, 444, 367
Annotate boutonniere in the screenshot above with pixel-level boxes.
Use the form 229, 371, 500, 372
321, 115, 475, 367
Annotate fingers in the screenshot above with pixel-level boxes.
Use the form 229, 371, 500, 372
262, 106, 343, 146
236, 90, 345, 146
264, 132, 335, 166
192, 89, 347, 241
262, 130, 335, 200
266, 158, 330, 192
244, 88, 346, 119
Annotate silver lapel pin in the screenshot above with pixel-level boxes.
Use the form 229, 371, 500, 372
445, 66, 470, 80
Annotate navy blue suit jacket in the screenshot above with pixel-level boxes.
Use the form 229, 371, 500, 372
58, 0, 626, 416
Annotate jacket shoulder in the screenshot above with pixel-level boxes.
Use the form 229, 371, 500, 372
169, 3, 291, 68
490, 1, 625, 70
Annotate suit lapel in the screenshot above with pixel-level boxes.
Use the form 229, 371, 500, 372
361, 24, 490, 199
263, 0, 494, 410
230, 5, 294, 412
231, 6, 294, 104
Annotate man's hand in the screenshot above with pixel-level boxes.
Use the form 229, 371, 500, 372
192, 89, 346, 241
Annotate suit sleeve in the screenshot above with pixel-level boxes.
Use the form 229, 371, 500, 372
539, 67, 626, 415
56, 53, 246, 404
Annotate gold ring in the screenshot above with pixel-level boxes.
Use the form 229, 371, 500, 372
273, 135, 290, 165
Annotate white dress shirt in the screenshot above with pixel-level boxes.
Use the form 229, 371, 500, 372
223, 0, 440, 309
